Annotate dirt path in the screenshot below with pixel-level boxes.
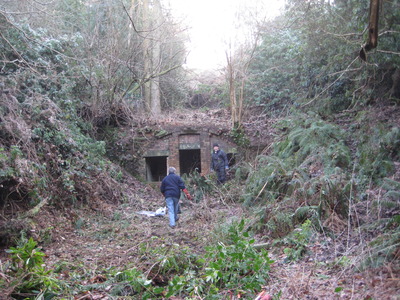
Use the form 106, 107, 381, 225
41, 191, 245, 278
2, 180, 398, 299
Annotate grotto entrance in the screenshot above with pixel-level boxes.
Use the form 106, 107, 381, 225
179, 149, 201, 175
145, 156, 167, 182
143, 128, 237, 182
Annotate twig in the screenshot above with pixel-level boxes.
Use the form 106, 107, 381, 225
377, 49, 400, 56
0, 272, 10, 283
253, 178, 270, 202
346, 162, 357, 252
121, 1, 167, 40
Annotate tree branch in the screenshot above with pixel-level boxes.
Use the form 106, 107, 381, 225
119, 64, 182, 101
302, 57, 359, 107
121, 0, 168, 41
0, 30, 39, 74
377, 49, 400, 56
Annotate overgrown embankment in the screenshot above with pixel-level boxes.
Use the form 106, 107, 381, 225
1, 91, 399, 299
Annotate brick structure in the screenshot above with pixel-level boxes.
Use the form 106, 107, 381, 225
143, 128, 236, 181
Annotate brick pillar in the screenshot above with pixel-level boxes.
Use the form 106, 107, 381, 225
201, 131, 211, 175
168, 132, 180, 174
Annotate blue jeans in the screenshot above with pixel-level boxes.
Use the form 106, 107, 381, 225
165, 197, 179, 227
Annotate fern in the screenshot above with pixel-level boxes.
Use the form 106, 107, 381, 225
357, 125, 398, 181
359, 230, 400, 270
243, 155, 293, 205
274, 116, 351, 172
294, 206, 320, 222
383, 191, 400, 202
373, 199, 399, 209
381, 127, 400, 159
382, 178, 400, 191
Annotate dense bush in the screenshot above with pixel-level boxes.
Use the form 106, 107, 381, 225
244, 1, 400, 116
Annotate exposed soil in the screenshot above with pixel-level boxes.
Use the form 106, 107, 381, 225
2, 182, 398, 299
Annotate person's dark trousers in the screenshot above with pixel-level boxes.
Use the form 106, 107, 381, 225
216, 166, 226, 184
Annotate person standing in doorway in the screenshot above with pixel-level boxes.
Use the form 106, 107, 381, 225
160, 167, 192, 228
211, 143, 229, 184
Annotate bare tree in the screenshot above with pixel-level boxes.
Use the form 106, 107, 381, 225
125, 0, 186, 115
141, 0, 162, 115
223, 1, 265, 129
1, 0, 188, 120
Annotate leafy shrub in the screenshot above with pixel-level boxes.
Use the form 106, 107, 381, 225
202, 219, 273, 296
7, 238, 45, 271
163, 219, 274, 299
182, 171, 214, 202
5, 238, 61, 298
230, 125, 250, 147
281, 219, 314, 262
0, 147, 16, 180
111, 268, 153, 297
156, 246, 200, 276
163, 270, 206, 299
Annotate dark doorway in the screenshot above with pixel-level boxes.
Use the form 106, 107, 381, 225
145, 156, 167, 181
227, 153, 236, 167
179, 149, 201, 175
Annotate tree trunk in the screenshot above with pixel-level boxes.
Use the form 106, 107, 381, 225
127, 0, 138, 47
142, 0, 162, 115
390, 68, 400, 99
360, 0, 380, 60
142, 0, 151, 112
368, 0, 380, 49
226, 51, 238, 128
150, 0, 162, 115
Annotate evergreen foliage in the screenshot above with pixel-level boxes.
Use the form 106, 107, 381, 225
274, 115, 351, 170
244, 0, 400, 115
234, 108, 396, 253
242, 114, 351, 225
0, 0, 399, 298
356, 122, 400, 182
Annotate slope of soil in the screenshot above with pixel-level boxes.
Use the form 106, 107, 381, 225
2, 184, 398, 299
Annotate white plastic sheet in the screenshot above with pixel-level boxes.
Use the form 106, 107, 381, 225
137, 207, 166, 217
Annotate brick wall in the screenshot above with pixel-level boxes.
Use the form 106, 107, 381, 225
143, 129, 236, 179
168, 132, 180, 173
201, 131, 211, 174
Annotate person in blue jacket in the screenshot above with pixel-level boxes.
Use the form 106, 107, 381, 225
160, 167, 192, 228
211, 143, 229, 184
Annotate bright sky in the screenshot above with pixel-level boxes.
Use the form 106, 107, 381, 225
163, 0, 284, 70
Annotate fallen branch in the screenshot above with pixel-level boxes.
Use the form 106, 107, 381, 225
20, 197, 50, 219
253, 242, 269, 249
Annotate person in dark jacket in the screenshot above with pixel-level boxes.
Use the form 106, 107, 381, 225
160, 167, 192, 228
211, 143, 229, 184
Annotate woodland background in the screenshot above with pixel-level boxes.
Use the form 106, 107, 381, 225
0, 0, 399, 299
